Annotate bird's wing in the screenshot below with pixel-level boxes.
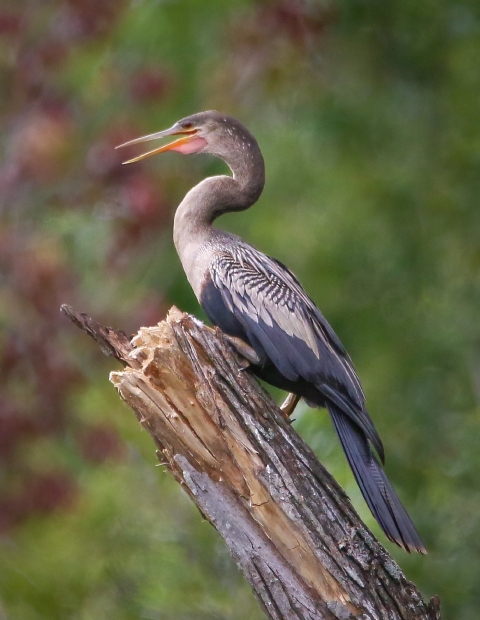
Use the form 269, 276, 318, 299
209, 244, 383, 459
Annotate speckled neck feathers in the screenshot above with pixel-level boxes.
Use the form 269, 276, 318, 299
173, 117, 265, 287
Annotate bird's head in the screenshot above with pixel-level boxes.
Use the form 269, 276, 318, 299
116, 111, 258, 166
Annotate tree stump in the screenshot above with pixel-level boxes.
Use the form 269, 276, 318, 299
61, 304, 440, 620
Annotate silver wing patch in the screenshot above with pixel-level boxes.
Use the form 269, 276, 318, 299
211, 249, 321, 358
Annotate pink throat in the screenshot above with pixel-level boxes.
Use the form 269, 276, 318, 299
173, 136, 207, 155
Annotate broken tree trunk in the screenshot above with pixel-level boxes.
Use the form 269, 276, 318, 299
61, 304, 440, 620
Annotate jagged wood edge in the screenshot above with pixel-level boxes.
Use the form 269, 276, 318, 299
61, 304, 441, 620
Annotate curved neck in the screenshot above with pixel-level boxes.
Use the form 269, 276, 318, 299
173, 140, 265, 251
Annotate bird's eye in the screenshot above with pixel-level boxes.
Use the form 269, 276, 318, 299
182, 121, 194, 129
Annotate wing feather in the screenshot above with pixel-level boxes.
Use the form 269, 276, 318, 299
211, 247, 355, 384
208, 244, 384, 461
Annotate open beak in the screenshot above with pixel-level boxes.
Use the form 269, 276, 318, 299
115, 124, 206, 164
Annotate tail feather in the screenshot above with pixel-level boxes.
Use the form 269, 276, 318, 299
328, 402, 426, 553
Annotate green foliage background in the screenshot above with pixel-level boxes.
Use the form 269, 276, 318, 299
1, 0, 480, 617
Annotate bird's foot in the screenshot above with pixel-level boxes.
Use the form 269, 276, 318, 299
217, 330, 262, 368
280, 393, 300, 419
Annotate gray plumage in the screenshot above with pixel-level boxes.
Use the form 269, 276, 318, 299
117, 110, 425, 553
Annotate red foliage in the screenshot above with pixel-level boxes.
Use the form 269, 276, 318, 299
0, 11, 24, 37
37, 40, 68, 69
0, 406, 37, 461
120, 173, 166, 224
8, 105, 75, 183
263, 0, 334, 46
0, 1, 174, 533
87, 140, 127, 181
24, 472, 78, 514
52, 0, 125, 41
0, 472, 78, 532
130, 68, 170, 103
78, 423, 125, 464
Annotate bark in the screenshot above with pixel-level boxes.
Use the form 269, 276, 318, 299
61, 304, 441, 620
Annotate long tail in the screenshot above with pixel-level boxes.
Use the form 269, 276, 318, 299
327, 402, 426, 553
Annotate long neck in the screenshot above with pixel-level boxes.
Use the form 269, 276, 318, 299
173, 140, 265, 253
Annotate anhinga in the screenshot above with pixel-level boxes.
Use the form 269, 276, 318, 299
117, 111, 425, 553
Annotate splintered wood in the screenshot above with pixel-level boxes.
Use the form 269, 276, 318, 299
104, 307, 439, 620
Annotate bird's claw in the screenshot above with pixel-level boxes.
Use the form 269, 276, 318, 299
219, 331, 262, 366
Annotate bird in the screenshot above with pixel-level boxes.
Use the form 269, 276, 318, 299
116, 111, 425, 553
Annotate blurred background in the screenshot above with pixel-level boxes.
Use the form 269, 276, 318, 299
1, 0, 479, 618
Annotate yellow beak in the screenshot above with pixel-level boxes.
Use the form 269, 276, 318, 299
115, 124, 205, 164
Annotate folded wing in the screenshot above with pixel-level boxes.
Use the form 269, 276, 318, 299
203, 243, 424, 552
209, 244, 383, 461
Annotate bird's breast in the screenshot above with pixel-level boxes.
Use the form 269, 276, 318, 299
176, 240, 215, 302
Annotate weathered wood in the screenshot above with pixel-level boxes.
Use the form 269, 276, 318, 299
62, 305, 441, 620
60, 305, 137, 367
